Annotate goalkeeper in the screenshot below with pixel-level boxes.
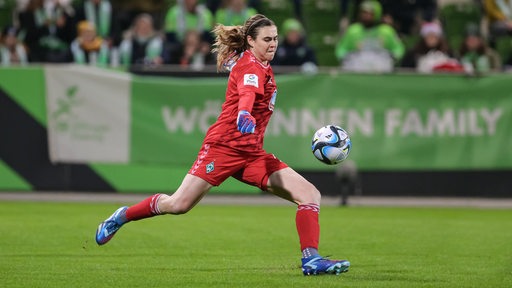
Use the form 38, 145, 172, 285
95, 14, 350, 276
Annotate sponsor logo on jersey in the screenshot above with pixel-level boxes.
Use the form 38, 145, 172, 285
243, 74, 259, 88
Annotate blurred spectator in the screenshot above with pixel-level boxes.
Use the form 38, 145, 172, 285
401, 22, 463, 73
18, 0, 75, 62
483, 0, 512, 46
380, 0, 438, 36
335, 0, 404, 72
292, 0, 304, 23
0, 27, 3, 63
164, 0, 214, 44
339, 0, 363, 32
206, 0, 222, 14
215, 0, 257, 26
458, 24, 502, 73
247, 0, 262, 12
272, 18, 318, 72
69, 20, 109, 66
0, 26, 29, 66
207, 0, 260, 14
74, 0, 120, 47
0, 0, 16, 29
118, 13, 163, 67
166, 29, 215, 71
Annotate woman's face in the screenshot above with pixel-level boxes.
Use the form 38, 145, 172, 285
359, 10, 375, 25
424, 33, 441, 48
230, 0, 245, 12
4, 34, 17, 48
465, 35, 482, 51
81, 29, 96, 42
135, 18, 153, 38
286, 30, 301, 45
248, 25, 278, 64
184, 0, 197, 12
184, 31, 200, 48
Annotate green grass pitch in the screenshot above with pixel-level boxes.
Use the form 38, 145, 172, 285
1, 201, 511, 287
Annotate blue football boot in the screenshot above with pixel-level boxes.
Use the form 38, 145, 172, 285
301, 255, 350, 275
95, 206, 128, 245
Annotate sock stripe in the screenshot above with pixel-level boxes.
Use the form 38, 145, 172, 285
150, 194, 163, 215
297, 203, 320, 213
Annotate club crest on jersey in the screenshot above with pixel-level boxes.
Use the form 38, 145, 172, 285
206, 161, 215, 174
243, 74, 259, 88
269, 89, 277, 111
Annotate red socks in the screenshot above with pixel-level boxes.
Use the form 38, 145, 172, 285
296, 203, 320, 251
124, 195, 320, 252
125, 194, 163, 221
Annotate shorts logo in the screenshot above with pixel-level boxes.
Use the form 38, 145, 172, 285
206, 161, 215, 174
243, 74, 259, 88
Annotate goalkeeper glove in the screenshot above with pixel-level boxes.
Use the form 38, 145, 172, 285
237, 110, 256, 134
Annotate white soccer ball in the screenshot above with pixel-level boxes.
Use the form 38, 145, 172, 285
311, 125, 352, 165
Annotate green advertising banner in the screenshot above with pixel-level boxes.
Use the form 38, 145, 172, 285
131, 76, 227, 166
131, 73, 512, 171
3, 67, 512, 193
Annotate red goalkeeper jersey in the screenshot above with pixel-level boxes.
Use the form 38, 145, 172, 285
203, 50, 277, 152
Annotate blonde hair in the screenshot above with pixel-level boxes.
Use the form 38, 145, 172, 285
212, 14, 275, 71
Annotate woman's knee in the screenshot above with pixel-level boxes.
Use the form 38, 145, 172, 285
158, 194, 194, 215
269, 168, 322, 205
296, 181, 321, 205
169, 202, 193, 215
308, 183, 322, 204
157, 174, 212, 215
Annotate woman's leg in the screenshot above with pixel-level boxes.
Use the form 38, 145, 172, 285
123, 174, 213, 221
266, 167, 321, 256
157, 174, 213, 215
266, 167, 349, 275
266, 167, 321, 205
96, 174, 212, 245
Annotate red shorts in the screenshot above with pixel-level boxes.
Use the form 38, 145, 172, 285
188, 143, 288, 191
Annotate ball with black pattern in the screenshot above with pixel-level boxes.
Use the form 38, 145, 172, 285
311, 125, 352, 165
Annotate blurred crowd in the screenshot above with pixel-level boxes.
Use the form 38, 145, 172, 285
336, 0, 509, 73
0, 0, 511, 74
